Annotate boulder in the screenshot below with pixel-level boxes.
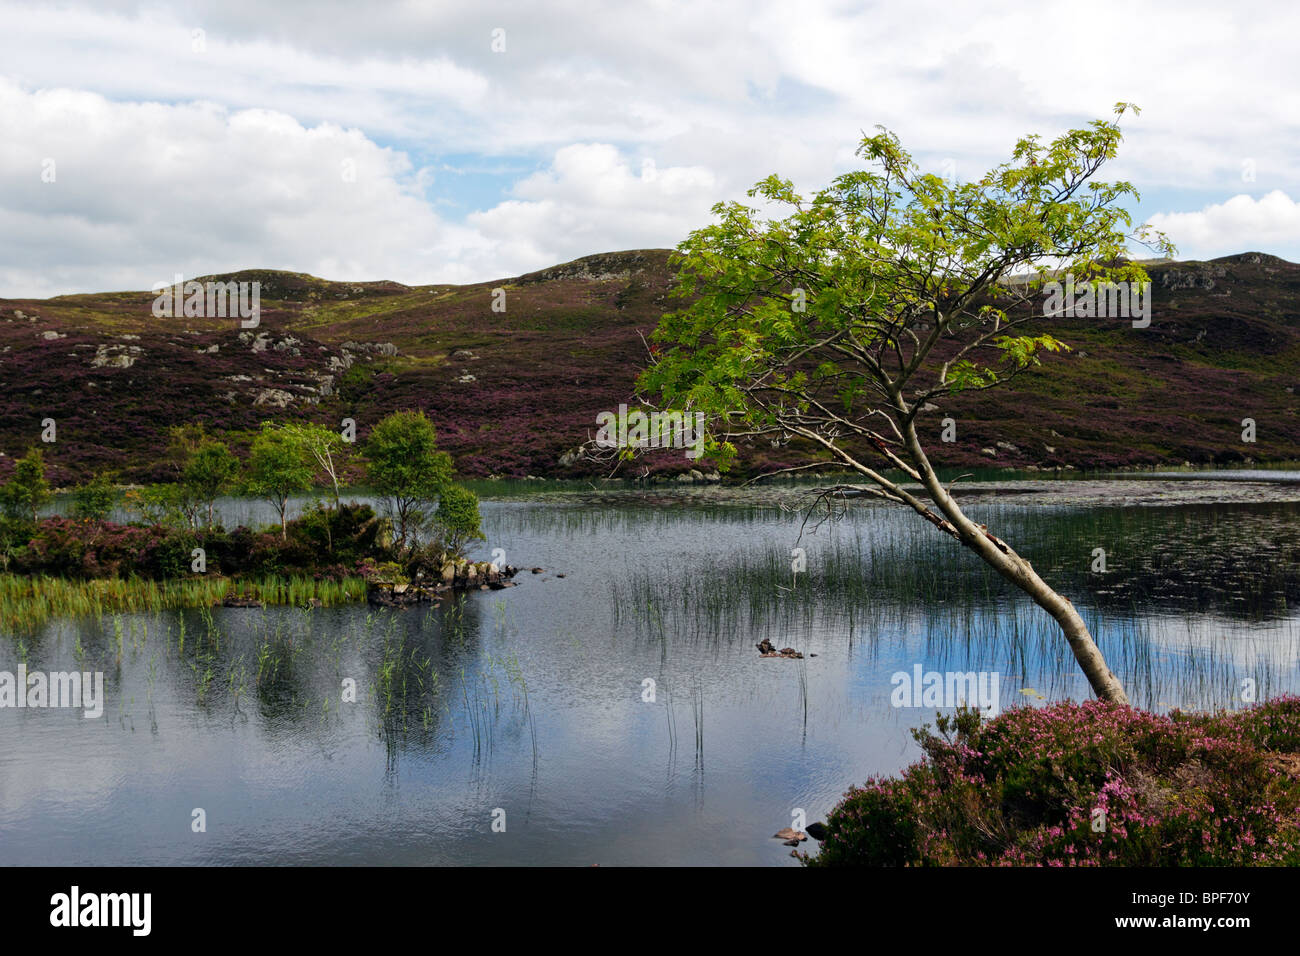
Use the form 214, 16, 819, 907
253, 388, 295, 407
90, 344, 141, 368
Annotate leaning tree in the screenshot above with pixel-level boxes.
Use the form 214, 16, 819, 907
638, 104, 1173, 704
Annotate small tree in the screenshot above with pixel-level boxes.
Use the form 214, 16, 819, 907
0, 516, 28, 571
246, 423, 314, 539
71, 473, 119, 521
124, 483, 191, 529
363, 411, 452, 549
165, 422, 211, 476
182, 440, 240, 530
641, 106, 1173, 705
0, 449, 53, 522
282, 422, 350, 510
435, 484, 485, 556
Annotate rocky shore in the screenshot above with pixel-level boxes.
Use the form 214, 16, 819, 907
366, 558, 520, 606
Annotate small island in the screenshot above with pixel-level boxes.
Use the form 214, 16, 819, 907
0, 410, 515, 630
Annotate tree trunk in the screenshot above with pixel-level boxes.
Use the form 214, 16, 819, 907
1004, 557, 1129, 704
939, 489, 1126, 703
901, 426, 1129, 705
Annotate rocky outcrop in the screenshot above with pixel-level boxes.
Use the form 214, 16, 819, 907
90, 344, 141, 368
342, 341, 397, 357
517, 250, 662, 284
366, 559, 519, 606
1160, 263, 1227, 290
253, 388, 295, 408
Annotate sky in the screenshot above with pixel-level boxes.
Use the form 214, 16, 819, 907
1, 0, 1298, 297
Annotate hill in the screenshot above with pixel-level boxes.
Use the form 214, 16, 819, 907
0, 250, 1296, 485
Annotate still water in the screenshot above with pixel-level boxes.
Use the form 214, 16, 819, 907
2, 480, 1298, 865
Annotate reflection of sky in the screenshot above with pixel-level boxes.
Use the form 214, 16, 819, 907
2, 496, 1297, 865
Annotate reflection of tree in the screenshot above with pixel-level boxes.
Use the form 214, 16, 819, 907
370, 593, 538, 777
253, 631, 303, 722
372, 594, 485, 749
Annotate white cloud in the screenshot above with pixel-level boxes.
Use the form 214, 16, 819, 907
0, 78, 485, 296
466, 144, 719, 274
1146, 191, 1300, 261
2, 0, 1300, 293
0, 77, 722, 295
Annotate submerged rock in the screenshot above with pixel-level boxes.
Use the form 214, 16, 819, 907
758, 638, 803, 659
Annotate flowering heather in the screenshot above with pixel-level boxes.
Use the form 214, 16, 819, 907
1, 251, 1299, 485
806, 697, 1300, 866
6, 503, 386, 580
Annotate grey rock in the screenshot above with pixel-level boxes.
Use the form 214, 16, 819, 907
90, 344, 141, 368
253, 388, 295, 407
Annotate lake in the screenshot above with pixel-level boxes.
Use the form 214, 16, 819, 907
2, 476, 1298, 865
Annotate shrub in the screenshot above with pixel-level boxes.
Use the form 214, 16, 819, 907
13, 517, 197, 580
806, 698, 1300, 866
71, 474, 119, 521
8, 501, 391, 582
813, 781, 922, 866
0, 515, 34, 572
285, 501, 384, 566
434, 484, 484, 556
124, 483, 196, 529
0, 449, 52, 521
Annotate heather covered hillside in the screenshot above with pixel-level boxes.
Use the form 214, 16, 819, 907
0, 248, 1296, 486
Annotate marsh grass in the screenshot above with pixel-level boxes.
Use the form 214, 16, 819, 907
613, 510, 1300, 713
0, 573, 366, 633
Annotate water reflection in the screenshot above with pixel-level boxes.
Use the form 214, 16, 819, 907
2, 488, 1297, 865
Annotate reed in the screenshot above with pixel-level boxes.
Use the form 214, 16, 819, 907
0, 573, 366, 633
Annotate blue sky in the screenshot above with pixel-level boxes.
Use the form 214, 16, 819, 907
0, 0, 1297, 297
